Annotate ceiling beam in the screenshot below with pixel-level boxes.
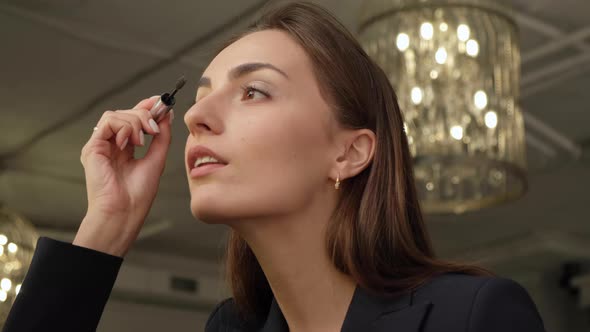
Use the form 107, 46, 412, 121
515, 10, 590, 98
523, 110, 583, 159
522, 26, 590, 64
514, 11, 590, 57
522, 51, 590, 87
521, 61, 590, 99
525, 131, 557, 158
0, 3, 201, 70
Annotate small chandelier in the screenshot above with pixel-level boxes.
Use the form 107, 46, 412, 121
359, 0, 527, 214
0, 205, 38, 326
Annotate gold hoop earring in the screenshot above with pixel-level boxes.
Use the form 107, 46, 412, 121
335, 174, 340, 190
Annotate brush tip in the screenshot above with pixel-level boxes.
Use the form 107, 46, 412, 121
176, 76, 186, 90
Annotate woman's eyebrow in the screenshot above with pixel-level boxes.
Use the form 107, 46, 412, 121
197, 62, 290, 90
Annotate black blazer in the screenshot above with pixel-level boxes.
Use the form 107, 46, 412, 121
3, 237, 546, 332
206, 274, 547, 331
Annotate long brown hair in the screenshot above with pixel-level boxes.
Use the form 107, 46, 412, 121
212, 1, 494, 327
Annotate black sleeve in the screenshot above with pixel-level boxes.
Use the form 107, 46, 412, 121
2, 237, 123, 332
467, 277, 546, 332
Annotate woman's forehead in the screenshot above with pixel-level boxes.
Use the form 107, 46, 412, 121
204, 30, 309, 79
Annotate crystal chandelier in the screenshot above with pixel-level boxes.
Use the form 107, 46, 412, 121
0, 206, 38, 326
359, 0, 527, 214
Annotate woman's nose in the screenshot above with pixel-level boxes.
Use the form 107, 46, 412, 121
184, 99, 221, 137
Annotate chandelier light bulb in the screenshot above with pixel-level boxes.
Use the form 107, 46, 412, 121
1, 278, 11, 292
466, 39, 479, 57
411, 87, 423, 104
439, 22, 448, 31
420, 22, 434, 40
474, 90, 488, 110
457, 24, 470, 41
396, 33, 410, 51
7, 242, 17, 253
485, 111, 498, 128
435, 47, 448, 64
430, 70, 439, 79
450, 125, 464, 140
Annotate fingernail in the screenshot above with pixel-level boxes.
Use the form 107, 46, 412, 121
151, 95, 160, 99
120, 137, 129, 150
149, 118, 160, 133
169, 109, 175, 124
139, 130, 145, 146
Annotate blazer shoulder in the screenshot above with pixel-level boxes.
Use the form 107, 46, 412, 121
414, 273, 545, 332
414, 272, 492, 300
205, 297, 240, 332
417, 273, 539, 303
466, 276, 545, 331
415, 273, 538, 306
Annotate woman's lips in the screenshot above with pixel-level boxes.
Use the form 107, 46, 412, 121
186, 145, 228, 172
189, 163, 227, 178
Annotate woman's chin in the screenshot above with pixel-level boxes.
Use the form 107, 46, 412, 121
190, 199, 227, 225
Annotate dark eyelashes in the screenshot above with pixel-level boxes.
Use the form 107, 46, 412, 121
240, 84, 270, 98
191, 84, 270, 106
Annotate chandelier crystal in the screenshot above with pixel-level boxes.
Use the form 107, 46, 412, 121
359, 0, 528, 214
0, 206, 38, 326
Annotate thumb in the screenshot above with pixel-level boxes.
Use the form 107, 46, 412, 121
143, 110, 173, 173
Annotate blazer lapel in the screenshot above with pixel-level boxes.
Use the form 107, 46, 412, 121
369, 300, 433, 332
259, 285, 433, 332
341, 285, 433, 332
259, 297, 289, 332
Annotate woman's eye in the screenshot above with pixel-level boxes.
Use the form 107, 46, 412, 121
241, 85, 270, 101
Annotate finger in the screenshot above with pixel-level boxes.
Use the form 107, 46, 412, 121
96, 112, 142, 148
143, 109, 173, 174
133, 95, 161, 112
117, 108, 160, 137
114, 111, 158, 145
80, 111, 133, 160
90, 113, 135, 151
115, 124, 132, 151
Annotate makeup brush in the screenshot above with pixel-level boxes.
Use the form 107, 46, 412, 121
149, 76, 186, 123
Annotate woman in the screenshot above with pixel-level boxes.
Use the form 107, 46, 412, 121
4, 2, 545, 332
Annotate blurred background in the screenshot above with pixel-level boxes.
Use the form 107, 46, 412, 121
0, 0, 589, 331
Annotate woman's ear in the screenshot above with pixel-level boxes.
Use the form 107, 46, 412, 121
333, 128, 376, 180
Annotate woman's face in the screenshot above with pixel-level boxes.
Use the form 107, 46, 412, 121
184, 29, 340, 225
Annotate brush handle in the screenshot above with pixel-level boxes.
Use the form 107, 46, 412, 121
149, 93, 175, 123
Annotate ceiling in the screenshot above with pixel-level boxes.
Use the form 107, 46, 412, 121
0, 0, 589, 276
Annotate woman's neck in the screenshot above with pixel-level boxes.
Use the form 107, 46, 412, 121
235, 204, 356, 332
